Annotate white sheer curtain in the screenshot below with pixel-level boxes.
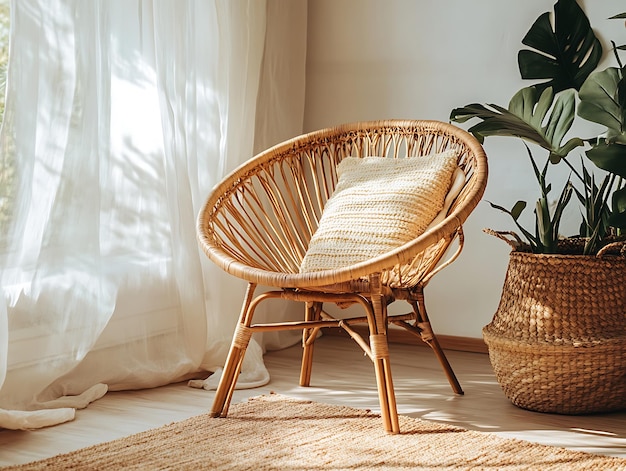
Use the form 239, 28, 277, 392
0, 0, 306, 429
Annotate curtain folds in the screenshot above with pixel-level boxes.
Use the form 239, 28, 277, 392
0, 0, 307, 429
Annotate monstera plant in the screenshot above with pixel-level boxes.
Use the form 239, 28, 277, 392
450, 0, 626, 416
450, 0, 626, 255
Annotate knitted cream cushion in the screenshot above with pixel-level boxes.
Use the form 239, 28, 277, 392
300, 150, 459, 273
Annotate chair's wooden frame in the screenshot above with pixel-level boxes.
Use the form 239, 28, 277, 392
197, 120, 488, 433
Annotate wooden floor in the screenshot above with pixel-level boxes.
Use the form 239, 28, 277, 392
2, 335, 626, 466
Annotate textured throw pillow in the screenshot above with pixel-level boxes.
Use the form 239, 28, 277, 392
426, 167, 465, 230
299, 150, 459, 273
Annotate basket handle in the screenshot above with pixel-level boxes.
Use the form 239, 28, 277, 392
482, 228, 523, 250
596, 240, 626, 258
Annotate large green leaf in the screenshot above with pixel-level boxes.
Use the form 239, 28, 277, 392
518, 0, 602, 93
449, 86, 583, 159
586, 142, 626, 179
578, 67, 626, 143
449, 102, 543, 144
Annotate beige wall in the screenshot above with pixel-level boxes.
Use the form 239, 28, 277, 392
303, 0, 625, 338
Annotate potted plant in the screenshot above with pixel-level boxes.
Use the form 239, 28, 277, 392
450, 0, 626, 414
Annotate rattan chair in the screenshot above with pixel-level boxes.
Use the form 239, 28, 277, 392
197, 120, 488, 433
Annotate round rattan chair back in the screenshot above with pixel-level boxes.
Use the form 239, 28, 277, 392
197, 119, 487, 290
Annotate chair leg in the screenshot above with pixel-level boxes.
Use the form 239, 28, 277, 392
210, 284, 257, 418
371, 336, 399, 434
370, 293, 400, 434
412, 293, 464, 395
210, 325, 253, 418
300, 301, 322, 387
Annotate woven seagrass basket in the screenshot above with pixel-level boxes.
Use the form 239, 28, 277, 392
483, 235, 626, 414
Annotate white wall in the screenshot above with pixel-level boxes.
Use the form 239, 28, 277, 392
303, 0, 624, 338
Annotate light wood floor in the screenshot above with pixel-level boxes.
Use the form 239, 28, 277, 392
2, 335, 626, 467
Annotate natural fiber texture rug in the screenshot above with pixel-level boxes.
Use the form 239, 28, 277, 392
7, 393, 626, 470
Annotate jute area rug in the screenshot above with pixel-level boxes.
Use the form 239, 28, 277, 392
6, 393, 626, 470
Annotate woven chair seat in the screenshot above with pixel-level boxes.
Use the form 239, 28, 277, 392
197, 120, 488, 433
